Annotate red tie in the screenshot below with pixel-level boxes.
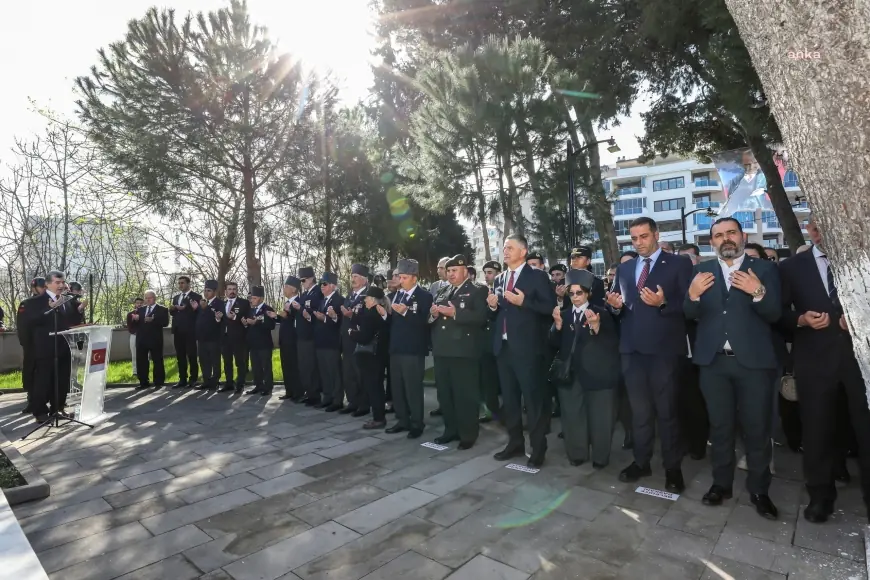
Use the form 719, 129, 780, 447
503, 270, 516, 335
637, 258, 651, 291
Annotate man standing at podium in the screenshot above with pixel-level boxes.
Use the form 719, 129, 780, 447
26, 271, 72, 422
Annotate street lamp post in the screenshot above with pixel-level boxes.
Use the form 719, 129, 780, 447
680, 205, 717, 246
567, 137, 620, 252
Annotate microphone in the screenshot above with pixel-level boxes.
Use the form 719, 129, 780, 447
44, 293, 74, 315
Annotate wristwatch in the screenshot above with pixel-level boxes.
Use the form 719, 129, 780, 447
752, 285, 766, 299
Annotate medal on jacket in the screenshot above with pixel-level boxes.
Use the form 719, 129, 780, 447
410, 302, 417, 313
460, 302, 465, 309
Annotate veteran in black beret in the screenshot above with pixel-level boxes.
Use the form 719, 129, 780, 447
568, 246, 606, 308
526, 251, 545, 270
339, 264, 371, 416
385, 258, 433, 438
313, 272, 345, 411
194, 280, 225, 390
428, 254, 489, 448
277, 276, 303, 401
550, 268, 620, 467
295, 266, 324, 405
243, 285, 276, 396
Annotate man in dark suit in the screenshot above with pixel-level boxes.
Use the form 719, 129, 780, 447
245, 286, 276, 396
65, 281, 87, 326
134, 290, 170, 390
339, 264, 371, 416
277, 276, 302, 401
780, 215, 870, 523
479, 261, 502, 421
220, 282, 250, 393
24, 271, 73, 421
386, 258, 434, 438
488, 234, 557, 467
16, 278, 46, 415
314, 272, 344, 411
169, 276, 202, 388
685, 217, 781, 520
606, 217, 692, 492
294, 267, 322, 405
193, 280, 224, 391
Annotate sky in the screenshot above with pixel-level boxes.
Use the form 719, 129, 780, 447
0, 0, 646, 166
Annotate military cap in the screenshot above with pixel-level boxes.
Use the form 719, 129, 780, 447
566, 268, 596, 289
366, 286, 385, 300
549, 263, 567, 274
396, 258, 419, 276
526, 251, 544, 262
482, 261, 502, 272
284, 275, 301, 289
351, 264, 370, 277
250, 285, 265, 297
570, 246, 593, 259
298, 266, 315, 279
204, 279, 218, 290
320, 272, 338, 286
31, 277, 46, 288
69, 281, 83, 291
445, 254, 468, 268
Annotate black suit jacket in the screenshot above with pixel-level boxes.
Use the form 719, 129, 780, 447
388, 285, 434, 356
611, 252, 692, 356
683, 255, 781, 369
296, 286, 323, 341
313, 291, 343, 350
223, 296, 251, 341
277, 296, 300, 346
550, 304, 620, 390
24, 293, 71, 360
170, 292, 202, 334
490, 265, 556, 357
245, 303, 276, 350
196, 298, 225, 342
135, 304, 169, 348
779, 249, 852, 375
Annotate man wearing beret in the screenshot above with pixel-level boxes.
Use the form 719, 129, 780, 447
385, 258, 434, 438
294, 267, 323, 405
277, 276, 303, 401
339, 264, 371, 416
526, 251, 545, 270
314, 272, 344, 411
429, 255, 488, 448
243, 286, 276, 396
479, 261, 503, 422
570, 246, 606, 308
194, 280, 225, 391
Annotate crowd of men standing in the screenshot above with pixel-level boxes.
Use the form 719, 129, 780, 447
13, 212, 870, 527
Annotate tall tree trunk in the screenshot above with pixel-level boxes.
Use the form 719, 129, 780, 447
242, 165, 260, 286
724, 0, 870, 392
497, 150, 515, 240
577, 115, 619, 266
476, 192, 492, 261
744, 133, 805, 250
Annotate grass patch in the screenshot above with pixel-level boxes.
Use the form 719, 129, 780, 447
0, 350, 284, 390
0, 450, 26, 489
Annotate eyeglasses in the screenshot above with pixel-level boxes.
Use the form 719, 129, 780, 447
320, 282, 329, 286
567, 291, 587, 297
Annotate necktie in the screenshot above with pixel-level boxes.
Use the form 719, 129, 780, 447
396, 291, 405, 304
446, 286, 457, 302
503, 270, 516, 335
575, 310, 583, 327
820, 255, 841, 313
146, 305, 153, 317
637, 258, 652, 291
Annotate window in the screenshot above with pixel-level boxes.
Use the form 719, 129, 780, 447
613, 198, 646, 216
653, 198, 686, 212
614, 180, 642, 196
592, 262, 605, 277
733, 211, 755, 229
614, 220, 632, 236
761, 211, 779, 228
693, 194, 711, 204
620, 243, 634, 252
657, 220, 682, 233
652, 177, 685, 191
783, 170, 799, 188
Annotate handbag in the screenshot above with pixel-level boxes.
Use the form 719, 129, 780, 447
355, 337, 378, 355
548, 322, 580, 388
780, 373, 798, 402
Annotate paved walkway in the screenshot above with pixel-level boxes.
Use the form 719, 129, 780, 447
0, 388, 866, 580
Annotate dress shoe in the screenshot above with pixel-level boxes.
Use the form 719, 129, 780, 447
352, 408, 370, 418
279, 395, 293, 400
478, 416, 492, 424
135, 384, 150, 390
527, 454, 545, 468
558, 432, 564, 439
493, 446, 526, 461
172, 381, 188, 389
618, 462, 652, 483
407, 429, 423, 439
689, 449, 706, 461
218, 385, 235, 393
622, 432, 634, 450
385, 404, 395, 413
458, 441, 474, 450
260, 390, 273, 397
363, 420, 387, 430
751, 494, 778, 520
34, 414, 49, 423
569, 459, 585, 467
434, 435, 458, 445
665, 469, 686, 493
234, 387, 244, 394
804, 499, 834, 523
20, 405, 32, 415
592, 462, 607, 469
292, 396, 307, 403
324, 404, 343, 412
430, 408, 443, 417
304, 397, 319, 406
245, 388, 263, 395
551, 407, 561, 418
314, 401, 331, 409
338, 406, 356, 415
193, 383, 210, 390
701, 485, 733, 506
385, 424, 407, 434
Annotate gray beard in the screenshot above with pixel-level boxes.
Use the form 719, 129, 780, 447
717, 244, 741, 260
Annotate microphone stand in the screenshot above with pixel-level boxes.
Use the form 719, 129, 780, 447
22, 294, 94, 440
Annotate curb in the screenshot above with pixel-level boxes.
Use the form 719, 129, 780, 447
0, 429, 50, 506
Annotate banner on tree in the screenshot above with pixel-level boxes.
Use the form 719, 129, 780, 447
710, 146, 790, 217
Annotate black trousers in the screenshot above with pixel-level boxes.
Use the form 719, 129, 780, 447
221, 337, 248, 388
480, 352, 500, 415
383, 353, 392, 402
796, 343, 870, 503
356, 353, 385, 422
137, 342, 165, 387
249, 348, 274, 393
679, 357, 709, 457
342, 337, 366, 410
622, 353, 683, 469
390, 354, 425, 431
298, 339, 319, 399
31, 350, 71, 416
22, 348, 34, 398
173, 329, 198, 383
279, 340, 301, 397
198, 340, 221, 387
700, 355, 774, 495
316, 349, 342, 405
497, 341, 549, 457
615, 375, 633, 440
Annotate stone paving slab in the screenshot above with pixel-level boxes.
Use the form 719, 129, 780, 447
140, 488, 261, 535
359, 550, 451, 580
38, 521, 152, 573
105, 467, 225, 508
445, 554, 530, 580
335, 487, 438, 534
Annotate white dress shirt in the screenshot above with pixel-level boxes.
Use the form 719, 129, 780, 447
812, 245, 831, 293
718, 253, 745, 350
634, 248, 662, 284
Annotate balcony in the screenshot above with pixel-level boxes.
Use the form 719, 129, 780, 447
783, 171, 800, 188
762, 211, 780, 230
693, 177, 720, 190
698, 244, 713, 254
792, 200, 810, 213
694, 200, 721, 210
615, 186, 643, 196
